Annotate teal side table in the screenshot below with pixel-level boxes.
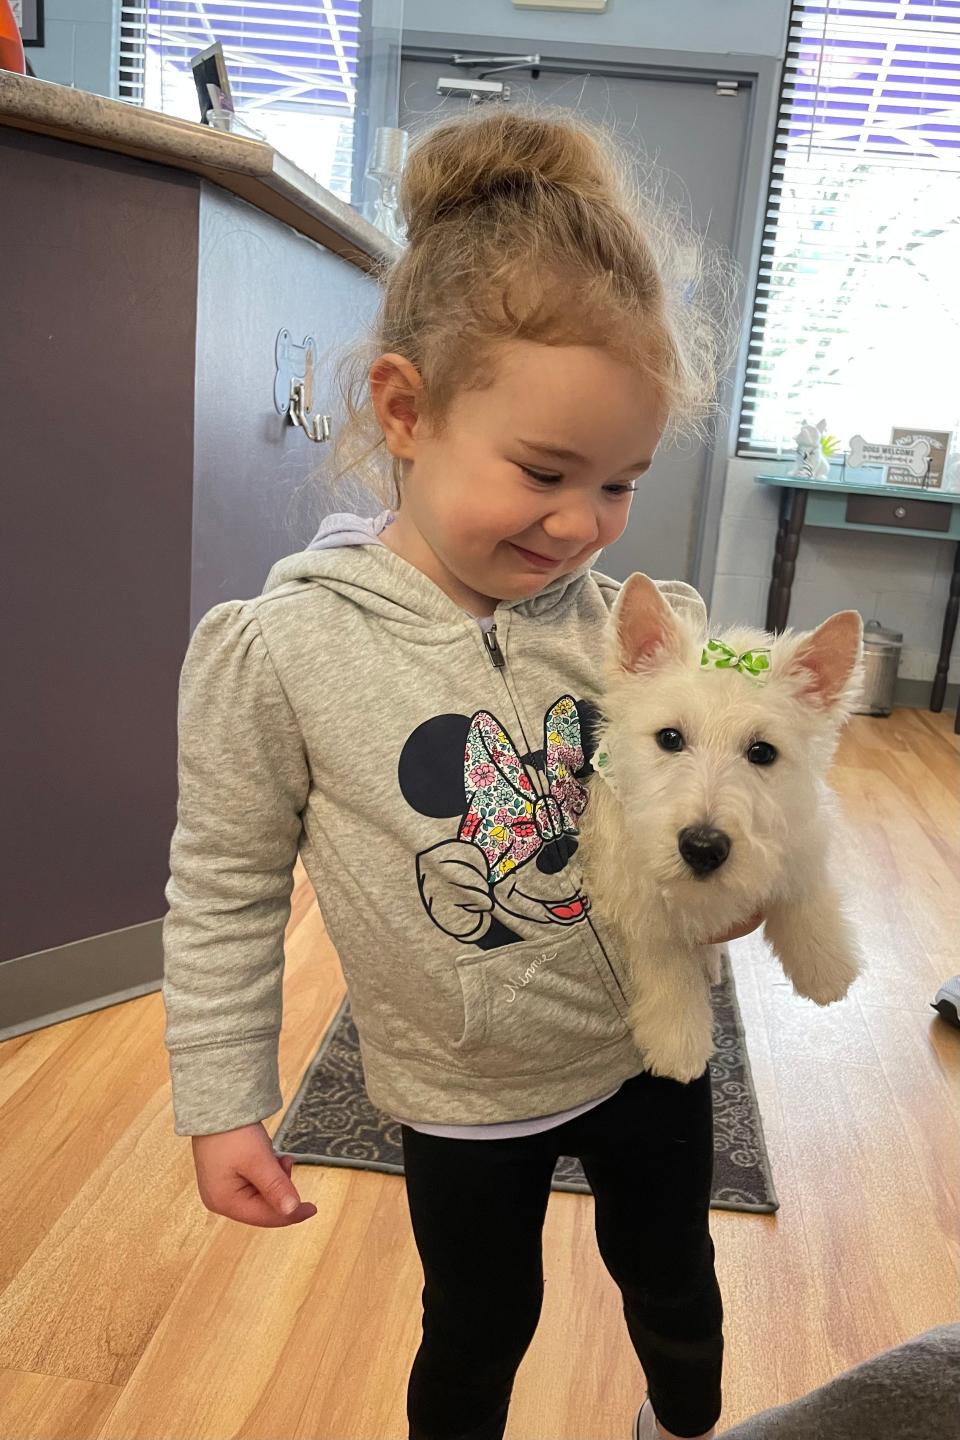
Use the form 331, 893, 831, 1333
755, 467, 960, 731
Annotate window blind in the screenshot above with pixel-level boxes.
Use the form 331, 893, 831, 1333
737, 1, 960, 459
117, 2, 362, 202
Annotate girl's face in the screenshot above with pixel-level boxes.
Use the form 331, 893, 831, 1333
372, 339, 667, 616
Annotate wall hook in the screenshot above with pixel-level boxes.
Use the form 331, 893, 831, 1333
289, 379, 331, 442
274, 329, 332, 443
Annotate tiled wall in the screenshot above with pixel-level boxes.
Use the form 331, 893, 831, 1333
712, 458, 960, 688
25, 0, 116, 97
405, 0, 790, 58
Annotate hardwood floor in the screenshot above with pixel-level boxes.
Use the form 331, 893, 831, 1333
0, 709, 957, 1439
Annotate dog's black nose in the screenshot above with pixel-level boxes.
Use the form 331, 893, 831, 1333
678, 826, 731, 876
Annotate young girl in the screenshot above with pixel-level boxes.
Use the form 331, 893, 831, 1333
162, 105, 749, 1440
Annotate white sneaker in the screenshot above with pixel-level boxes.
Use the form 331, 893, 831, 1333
633, 1401, 720, 1439
633, 1397, 658, 1440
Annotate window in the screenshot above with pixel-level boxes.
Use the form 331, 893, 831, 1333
117, 2, 365, 205
738, 1, 960, 458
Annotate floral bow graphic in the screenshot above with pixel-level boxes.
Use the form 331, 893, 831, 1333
700, 638, 771, 681
458, 697, 588, 883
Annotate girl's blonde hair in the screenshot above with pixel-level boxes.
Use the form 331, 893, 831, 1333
299, 101, 740, 519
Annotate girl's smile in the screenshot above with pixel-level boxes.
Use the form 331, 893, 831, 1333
508, 541, 568, 570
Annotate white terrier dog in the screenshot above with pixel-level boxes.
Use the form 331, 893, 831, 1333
579, 572, 866, 1084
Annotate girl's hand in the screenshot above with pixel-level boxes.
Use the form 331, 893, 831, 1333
707, 911, 765, 946
191, 1122, 318, 1227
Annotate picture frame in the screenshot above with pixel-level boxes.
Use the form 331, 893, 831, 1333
11, 0, 43, 47
888, 426, 952, 489
190, 41, 235, 125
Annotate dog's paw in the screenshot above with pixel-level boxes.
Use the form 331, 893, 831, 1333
793, 973, 855, 1006
644, 1049, 713, 1084
632, 1020, 714, 1084
790, 951, 861, 1006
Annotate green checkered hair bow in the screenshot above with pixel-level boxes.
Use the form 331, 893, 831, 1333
700, 638, 771, 680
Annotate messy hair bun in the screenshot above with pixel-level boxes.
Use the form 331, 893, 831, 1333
308, 101, 740, 513
400, 108, 622, 247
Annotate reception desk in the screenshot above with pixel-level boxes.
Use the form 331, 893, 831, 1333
0, 74, 400, 1037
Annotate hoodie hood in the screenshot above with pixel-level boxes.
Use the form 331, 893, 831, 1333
262, 510, 605, 626
304, 509, 397, 551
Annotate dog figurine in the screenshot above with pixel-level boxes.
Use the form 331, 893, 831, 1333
579, 572, 866, 1084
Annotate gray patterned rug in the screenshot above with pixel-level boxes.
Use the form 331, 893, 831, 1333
274, 947, 778, 1213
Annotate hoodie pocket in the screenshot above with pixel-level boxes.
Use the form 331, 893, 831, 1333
448, 930, 634, 1078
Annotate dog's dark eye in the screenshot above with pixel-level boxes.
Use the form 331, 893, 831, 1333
747, 741, 778, 766
656, 728, 685, 753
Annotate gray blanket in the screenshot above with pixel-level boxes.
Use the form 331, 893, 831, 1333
721, 1324, 960, 1438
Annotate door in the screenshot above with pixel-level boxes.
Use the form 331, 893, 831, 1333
398, 54, 751, 585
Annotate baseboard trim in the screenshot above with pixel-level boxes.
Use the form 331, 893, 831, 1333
893, 677, 959, 712
0, 918, 164, 1042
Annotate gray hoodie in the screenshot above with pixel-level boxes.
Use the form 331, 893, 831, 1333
161, 525, 707, 1136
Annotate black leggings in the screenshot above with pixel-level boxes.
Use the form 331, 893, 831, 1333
400, 1066, 724, 1440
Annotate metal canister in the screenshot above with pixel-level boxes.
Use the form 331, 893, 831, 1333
854, 620, 903, 716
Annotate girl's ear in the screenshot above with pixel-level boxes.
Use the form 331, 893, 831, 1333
611, 573, 683, 674
370, 352, 423, 461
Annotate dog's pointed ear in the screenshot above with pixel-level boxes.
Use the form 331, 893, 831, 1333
610, 573, 684, 673
787, 610, 864, 712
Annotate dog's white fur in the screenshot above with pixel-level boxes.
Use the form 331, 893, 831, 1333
579, 573, 866, 1083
